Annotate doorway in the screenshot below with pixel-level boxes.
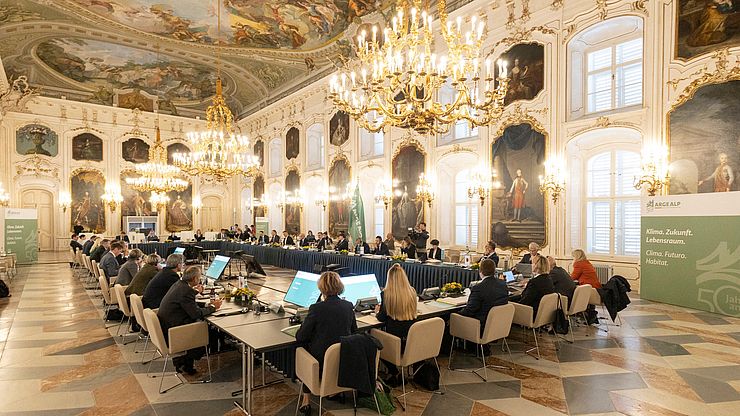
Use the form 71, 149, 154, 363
20, 188, 54, 251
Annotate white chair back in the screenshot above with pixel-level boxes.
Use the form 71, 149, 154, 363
113, 285, 132, 317
143, 308, 167, 355
129, 294, 148, 332
402, 317, 445, 367
99, 275, 115, 305
533, 293, 560, 328
568, 284, 592, 316
481, 303, 515, 343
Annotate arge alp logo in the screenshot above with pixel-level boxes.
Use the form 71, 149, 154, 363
646, 199, 681, 212
646, 200, 655, 212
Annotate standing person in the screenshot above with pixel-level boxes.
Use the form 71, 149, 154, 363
295, 272, 357, 416
547, 256, 576, 302
73, 222, 84, 235
100, 241, 125, 278
459, 259, 509, 332
69, 234, 83, 267
126, 253, 161, 297
116, 248, 143, 286
482, 241, 499, 267
384, 233, 396, 252
400, 237, 416, 259
571, 249, 602, 289
142, 253, 185, 309
508, 169, 528, 222
410, 222, 429, 260
371, 235, 390, 256
427, 239, 442, 261
511, 256, 555, 316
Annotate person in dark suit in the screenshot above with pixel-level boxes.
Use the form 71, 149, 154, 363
427, 239, 443, 261
511, 255, 555, 317
519, 242, 540, 264
157, 266, 222, 374
69, 234, 84, 267
316, 232, 329, 250
371, 236, 390, 256
73, 222, 84, 235
194, 229, 206, 242
269, 230, 280, 244
354, 237, 370, 254
281, 231, 294, 246
115, 231, 130, 243
82, 235, 97, 255
334, 233, 349, 251
216, 229, 229, 240
482, 241, 499, 267
305, 231, 316, 243
459, 259, 509, 331
295, 272, 357, 415
146, 230, 159, 242
100, 241, 124, 278
239, 228, 251, 241
142, 253, 184, 309
547, 256, 576, 302
257, 231, 269, 244
167, 232, 180, 242
89, 239, 109, 263
400, 237, 416, 259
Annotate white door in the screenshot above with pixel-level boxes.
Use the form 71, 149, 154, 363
201, 196, 223, 232
21, 189, 54, 251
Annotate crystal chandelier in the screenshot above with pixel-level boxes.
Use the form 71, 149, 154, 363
539, 158, 567, 204
101, 182, 123, 211
173, 0, 258, 182
467, 166, 501, 205
328, 0, 509, 134
0, 182, 10, 207
634, 145, 670, 196
150, 192, 170, 212
415, 172, 435, 207
126, 126, 188, 193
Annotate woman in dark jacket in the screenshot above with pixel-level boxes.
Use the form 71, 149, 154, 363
124, 253, 161, 297
400, 237, 417, 259
295, 271, 357, 415
512, 255, 555, 317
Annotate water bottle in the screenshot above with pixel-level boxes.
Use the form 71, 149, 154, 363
359, 245, 365, 255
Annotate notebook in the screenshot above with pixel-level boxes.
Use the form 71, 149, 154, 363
281, 324, 301, 337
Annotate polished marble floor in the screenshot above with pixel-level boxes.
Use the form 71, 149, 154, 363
1, 253, 739, 415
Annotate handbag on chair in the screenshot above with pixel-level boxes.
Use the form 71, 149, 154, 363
554, 296, 570, 335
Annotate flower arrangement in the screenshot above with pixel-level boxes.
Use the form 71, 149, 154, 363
339, 249, 349, 254
270, 242, 281, 247
441, 282, 464, 296
391, 254, 407, 261
225, 287, 255, 305
470, 262, 480, 270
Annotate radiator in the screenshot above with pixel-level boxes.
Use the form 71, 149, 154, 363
593, 263, 613, 285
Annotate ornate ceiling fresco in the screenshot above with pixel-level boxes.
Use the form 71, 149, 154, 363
0, 0, 392, 118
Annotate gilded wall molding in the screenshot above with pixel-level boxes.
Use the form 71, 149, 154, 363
569, 116, 640, 138
670, 49, 740, 110
551, 0, 564, 10
439, 144, 477, 159
14, 155, 59, 179
393, 131, 427, 159
492, 104, 548, 139
491, 25, 557, 50
0, 75, 36, 115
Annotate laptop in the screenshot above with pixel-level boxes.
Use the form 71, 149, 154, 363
503, 270, 516, 283
516, 263, 532, 277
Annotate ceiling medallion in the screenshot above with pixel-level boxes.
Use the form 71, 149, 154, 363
328, 0, 510, 135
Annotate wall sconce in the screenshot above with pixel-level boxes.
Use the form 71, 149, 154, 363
192, 195, 202, 215
59, 191, 72, 212
314, 195, 328, 211
374, 177, 393, 209
634, 145, 670, 196
467, 167, 501, 206
0, 182, 11, 207
539, 158, 566, 204
286, 190, 304, 211
150, 192, 170, 212
101, 183, 123, 212
415, 172, 435, 208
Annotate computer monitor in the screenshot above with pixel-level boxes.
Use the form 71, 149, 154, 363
340, 274, 382, 305
283, 271, 322, 308
517, 263, 532, 277
205, 255, 230, 280
173, 247, 186, 255
503, 270, 516, 283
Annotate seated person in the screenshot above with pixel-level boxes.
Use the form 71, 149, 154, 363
115, 242, 129, 265
100, 240, 125, 278
69, 234, 83, 267
482, 241, 499, 267
142, 253, 184, 309
167, 232, 180, 242
194, 229, 206, 242
257, 231, 269, 244
126, 253, 161, 297
82, 235, 97, 255
116, 248, 143, 286
400, 237, 417, 259
115, 231, 130, 243
158, 266, 222, 374
354, 237, 370, 254
281, 230, 294, 246
305, 231, 316, 243
146, 230, 160, 242
520, 242, 540, 264
571, 249, 602, 289
371, 235, 390, 256
384, 233, 396, 252
90, 239, 110, 263
427, 239, 442, 261
511, 255, 555, 316
270, 230, 280, 244
334, 233, 349, 251
239, 228, 251, 241
295, 272, 357, 415
216, 228, 229, 240
316, 232, 330, 250
459, 259, 508, 331
297, 233, 308, 247
547, 256, 576, 302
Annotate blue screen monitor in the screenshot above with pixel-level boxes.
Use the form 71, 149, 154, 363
284, 271, 322, 308
340, 274, 382, 305
503, 270, 516, 283
205, 255, 230, 280
173, 247, 186, 255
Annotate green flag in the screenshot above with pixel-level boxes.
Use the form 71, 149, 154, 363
348, 183, 366, 244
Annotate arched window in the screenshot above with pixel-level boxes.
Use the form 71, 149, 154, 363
268, 138, 283, 177
437, 82, 478, 145
454, 170, 478, 247
568, 16, 644, 119
585, 150, 641, 256
359, 111, 384, 160
306, 123, 324, 170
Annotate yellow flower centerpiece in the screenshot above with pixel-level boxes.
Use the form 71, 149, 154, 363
441, 282, 464, 297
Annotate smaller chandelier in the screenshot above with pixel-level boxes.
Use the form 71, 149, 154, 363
192, 196, 202, 215
0, 182, 10, 207
467, 167, 501, 205
375, 178, 394, 210
150, 192, 170, 212
415, 172, 435, 208
634, 145, 670, 196
314, 193, 328, 211
101, 183, 123, 211
127, 127, 188, 193
539, 159, 566, 204
59, 191, 72, 212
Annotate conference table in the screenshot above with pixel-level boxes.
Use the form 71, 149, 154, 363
134, 241, 481, 292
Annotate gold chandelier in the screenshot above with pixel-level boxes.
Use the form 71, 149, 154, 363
126, 126, 188, 193
173, 0, 258, 182
150, 192, 170, 212
328, 0, 509, 134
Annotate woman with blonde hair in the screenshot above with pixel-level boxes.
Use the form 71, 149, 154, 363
571, 249, 601, 288
512, 255, 555, 316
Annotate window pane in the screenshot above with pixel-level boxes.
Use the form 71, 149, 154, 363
587, 153, 612, 197
374, 206, 384, 238
587, 47, 612, 71
470, 205, 478, 247
615, 151, 641, 196
455, 206, 468, 246
455, 171, 469, 203
373, 131, 384, 156
587, 201, 611, 254
616, 38, 642, 64
616, 62, 642, 107
587, 70, 613, 113
614, 200, 640, 256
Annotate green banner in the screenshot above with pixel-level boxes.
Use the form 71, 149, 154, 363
255, 217, 269, 236
641, 194, 740, 317
4, 208, 38, 263
348, 183, 366, 243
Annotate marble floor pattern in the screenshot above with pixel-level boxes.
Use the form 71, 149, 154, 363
1, 253, 740, 415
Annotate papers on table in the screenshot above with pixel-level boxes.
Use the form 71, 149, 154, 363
436, 295, 469, 306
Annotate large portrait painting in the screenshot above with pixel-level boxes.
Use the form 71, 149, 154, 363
70, 169, 106, 233
669, 80, 740, 194
676, 0, 739, 60
330, 111, 350, 147
254, 140, 265, 167
495, 43, 545, 105
72, 133, 103, 161
328, 157, 351, 237
166, 183, 193, 232
490, 123, 546, 249
16, 124, 58, 157
122, 138, 150, 163
120, 171, 153, 220
166, 142, 190, 164
285, 169, 301, 235
253, 175, 266, 224
286, 127, 300, 160
391, 145, 425, 241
